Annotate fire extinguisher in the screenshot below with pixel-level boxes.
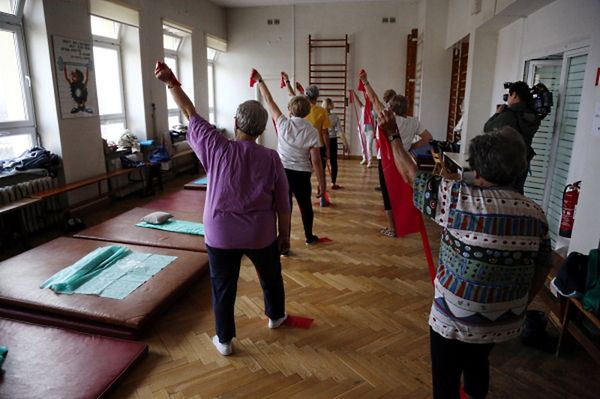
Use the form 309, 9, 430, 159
559, 181, 582, 238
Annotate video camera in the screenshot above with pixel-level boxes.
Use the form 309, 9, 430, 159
503, 81, 553, 118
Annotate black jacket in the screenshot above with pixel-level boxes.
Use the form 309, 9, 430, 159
483, 102, 541, 160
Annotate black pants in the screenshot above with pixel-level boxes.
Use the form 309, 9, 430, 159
207, 240, 285, 343
512, 161, 530, 195
284, 168, 314, 241
430, 328, 495, 399
378, 160, 391, 210
329, 137, 338, 184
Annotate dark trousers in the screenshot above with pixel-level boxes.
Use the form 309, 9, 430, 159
512, 161, 530, 195
329, 137, 338, 184
284, 168, 314, 241
207, 240, 285, 343
430, 329, 495, 399
320, 145, 327, 171
378, 160, 392, 210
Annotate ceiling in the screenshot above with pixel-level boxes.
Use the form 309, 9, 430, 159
210, 0, 387, 8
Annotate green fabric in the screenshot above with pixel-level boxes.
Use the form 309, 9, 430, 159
40, 246, 131, 294
0, 346, 7, 367
193, 176, 208, 185
40, 246, 177, 299
136, 219, 205, 236
72, 252, 177, 299
583, 249, 600, 313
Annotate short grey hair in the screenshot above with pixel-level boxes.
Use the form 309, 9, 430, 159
235, 100, 268, 137
468, 127, 527, 186
304, 85, 319, 101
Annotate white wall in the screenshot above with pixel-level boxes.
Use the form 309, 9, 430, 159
217, 0, 419, 154
417, 0, 452, 139
485, 0, 600, 253
461, 29, 498, 151
23, 0, 226, 189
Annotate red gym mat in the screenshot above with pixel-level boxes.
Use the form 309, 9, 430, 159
144, 188, 206, 214
75, 207, 206, 253
0, 317, 147, 399
0, 237, 209, 338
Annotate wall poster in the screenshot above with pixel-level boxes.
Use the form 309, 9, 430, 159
53, 35, 97, 119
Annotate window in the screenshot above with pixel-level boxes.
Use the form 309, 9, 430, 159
207, 48, 218, 125
91, 15, 126, 144
0, 0, 36, 160
163, 24, 188, 129
0, 0, 16, 15
164, 52, 180, 127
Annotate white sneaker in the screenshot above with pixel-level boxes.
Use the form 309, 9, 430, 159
212, 335, 233, 356
360, 159, 366, 165
268, 313, 288, 329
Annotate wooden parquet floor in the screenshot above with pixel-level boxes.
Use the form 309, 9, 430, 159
31, 159, 600, 398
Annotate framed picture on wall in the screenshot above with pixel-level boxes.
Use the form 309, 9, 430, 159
52, 35, 97, 119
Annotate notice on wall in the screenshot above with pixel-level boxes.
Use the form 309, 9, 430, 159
53, 36, 97, 119
593, 102, 600, 138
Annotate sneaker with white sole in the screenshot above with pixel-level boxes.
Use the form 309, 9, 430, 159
268, 313, 288, 329
212, 335, 233, 356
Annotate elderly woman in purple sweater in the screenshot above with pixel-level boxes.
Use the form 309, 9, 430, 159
155, 61, 291, 356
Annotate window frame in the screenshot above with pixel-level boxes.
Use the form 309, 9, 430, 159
91, 19, 127, 135
207, 48, 218, 125
0, 3, 37, 153
163, 48, 181, 126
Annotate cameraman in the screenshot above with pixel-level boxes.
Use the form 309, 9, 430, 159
483, 81, 541, 194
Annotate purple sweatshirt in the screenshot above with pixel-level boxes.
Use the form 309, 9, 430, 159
187, 115, 290, 249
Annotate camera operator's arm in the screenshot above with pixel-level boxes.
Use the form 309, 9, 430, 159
483, 106, 517, 133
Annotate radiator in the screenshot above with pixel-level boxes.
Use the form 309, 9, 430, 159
0, 176, 61, 233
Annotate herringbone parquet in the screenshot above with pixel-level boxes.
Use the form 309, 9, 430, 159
99, 159, 599, 399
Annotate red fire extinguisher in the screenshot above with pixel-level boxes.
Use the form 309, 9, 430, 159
559, 181, 582, 238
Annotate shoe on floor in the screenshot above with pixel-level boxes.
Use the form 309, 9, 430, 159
305, 235, 319, 245
268, 313, 288, 329
280, 249, 290, 257
212, 335, 233, 356
379, 227, 396, 238
360, 159, 366, 165
331, 184, 342, 190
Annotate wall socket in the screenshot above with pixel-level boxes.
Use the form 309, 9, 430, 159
382, 16, 396, 23
267, 19, 280, 25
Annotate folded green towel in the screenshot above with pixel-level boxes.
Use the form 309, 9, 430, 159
40, 246, 177, 299
0, 346, 7, 367
40, 246, 131, 294
136, 219, 205, 236
193, 177, 208, 185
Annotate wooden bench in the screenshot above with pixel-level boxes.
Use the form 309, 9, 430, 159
0, 197, 43, 250
557, 297, 600, 364
29, 167, 145, 201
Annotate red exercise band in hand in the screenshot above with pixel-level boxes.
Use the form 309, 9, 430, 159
280, 72, 286, 88
155, 61, 181, 87
357, 69, 366, 92
249, 68, 258, 87
295, 82, 304, 94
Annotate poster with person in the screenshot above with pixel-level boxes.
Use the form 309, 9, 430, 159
53, 36, 97, 119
